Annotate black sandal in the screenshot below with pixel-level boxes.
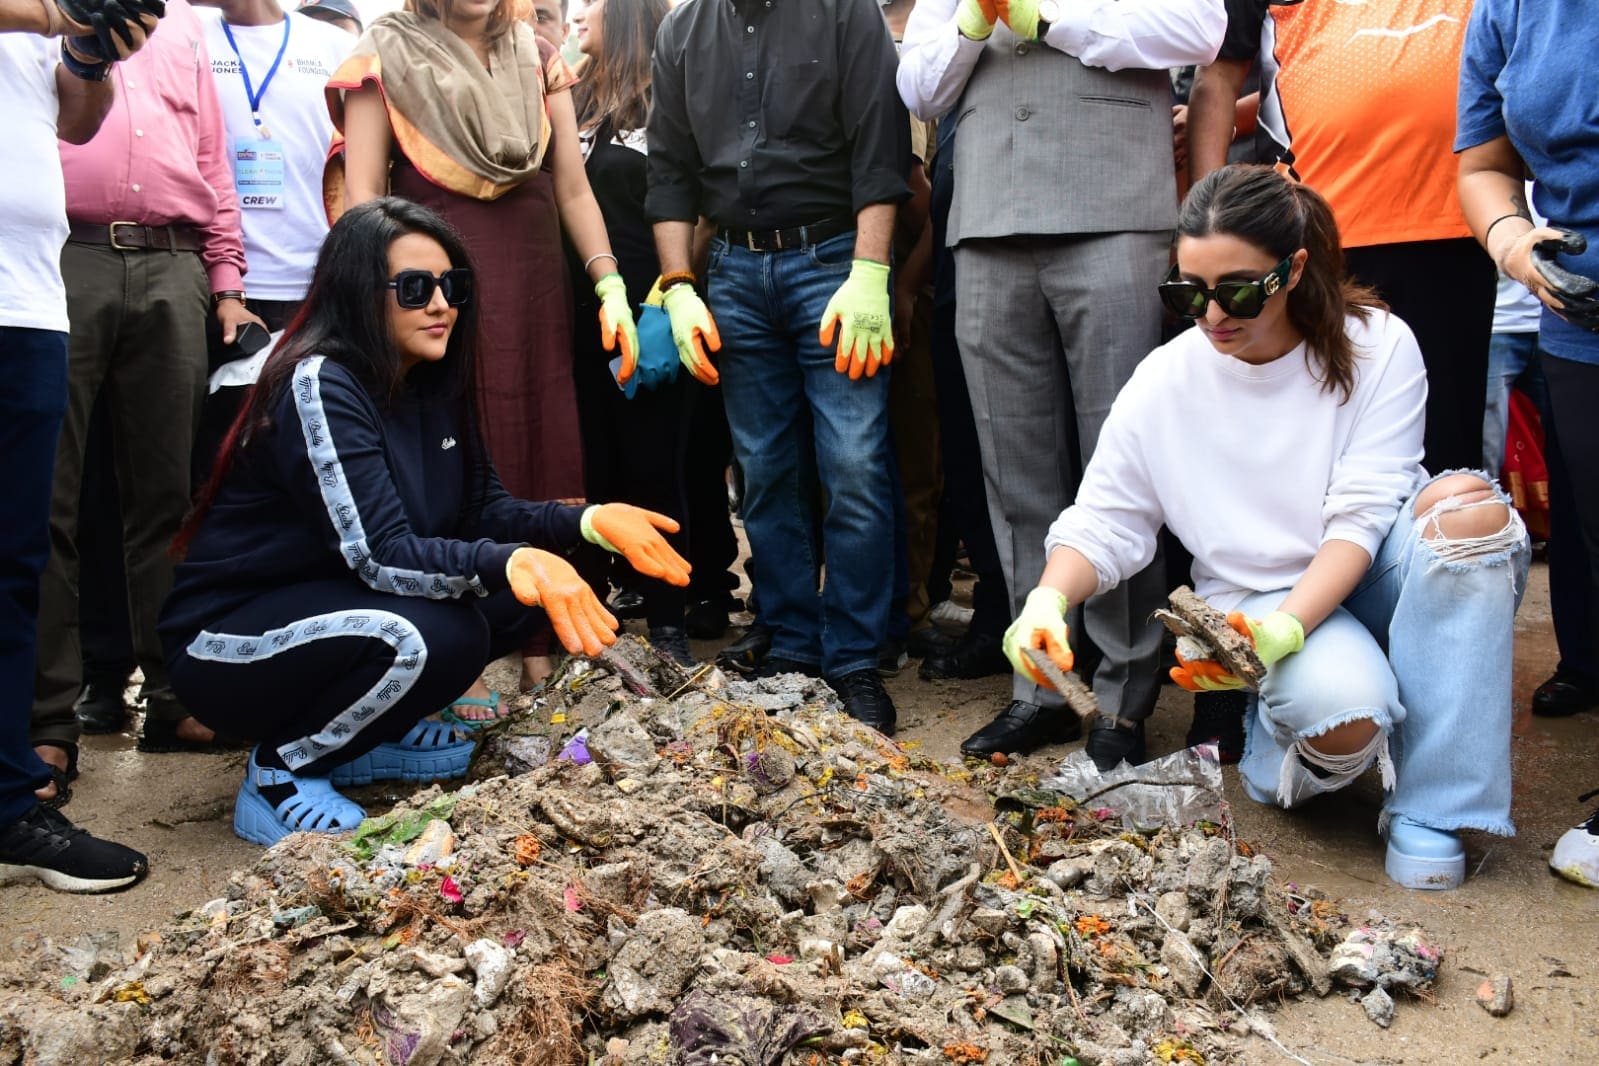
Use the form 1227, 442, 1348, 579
137, 716, 251, 754
34, 740, 79, 810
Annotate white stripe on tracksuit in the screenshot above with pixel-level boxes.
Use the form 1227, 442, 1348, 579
185, 608, 427, 771
292, 355, 487, 600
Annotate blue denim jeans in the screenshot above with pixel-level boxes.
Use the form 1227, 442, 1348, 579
705, 232, 893, 676
0, 328, 69, 827
1483, 331, 1547, 473
1238, 470, 1531, 836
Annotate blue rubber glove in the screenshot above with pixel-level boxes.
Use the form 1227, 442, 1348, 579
634, 281, 682, 393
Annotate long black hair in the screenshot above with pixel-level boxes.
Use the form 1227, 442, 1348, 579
1178, 165, 1385, 402
177, 197, 484, 555
571, 0, 668, 136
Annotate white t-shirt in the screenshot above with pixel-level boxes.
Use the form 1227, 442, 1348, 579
1046, 310, 1428, 612
0, 35, 69, 333
199, 10, 352, 301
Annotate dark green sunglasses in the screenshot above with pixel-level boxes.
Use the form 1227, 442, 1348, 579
1158, 256, 1294, 320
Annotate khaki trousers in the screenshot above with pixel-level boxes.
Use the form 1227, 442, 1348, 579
31, 241, 207, 745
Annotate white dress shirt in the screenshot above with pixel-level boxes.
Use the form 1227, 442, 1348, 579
897, 0, 1227, 119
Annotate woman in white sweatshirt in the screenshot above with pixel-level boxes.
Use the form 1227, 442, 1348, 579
1007, 165, 1530, 891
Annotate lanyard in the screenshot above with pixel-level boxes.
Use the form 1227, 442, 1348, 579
221, 16, 291, 139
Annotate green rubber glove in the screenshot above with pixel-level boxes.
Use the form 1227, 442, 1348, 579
594, 273, 639, 384
1002, 587, 1073, 689
956, 0, 997, 39
1227, 610, 1305, 668
996, 0, 1041, 41
818, 259, 894, 380
661, 282, 722, 386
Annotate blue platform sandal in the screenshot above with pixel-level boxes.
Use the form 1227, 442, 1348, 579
234, 749, 366, 846
437, 691, 508, 732
329, 718, 476, 787
1385, 816, 1466, 890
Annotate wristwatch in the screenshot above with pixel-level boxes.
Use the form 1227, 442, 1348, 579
1036, 0, 1059, 37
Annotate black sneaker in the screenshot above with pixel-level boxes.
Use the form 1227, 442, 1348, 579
648, 625, 695, 667
1186, 690, 1248, 764
717, 622, 773, 675
0, 803, 147, 893
74, 676, 129, 734
1551, 788, 1599, 888
828, 668, 897, 735
752, 655, 823, 680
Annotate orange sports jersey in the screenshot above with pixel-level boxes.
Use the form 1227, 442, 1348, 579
1252, 0, 1474, 249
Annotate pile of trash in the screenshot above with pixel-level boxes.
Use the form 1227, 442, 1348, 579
0, 638, 1440, 1065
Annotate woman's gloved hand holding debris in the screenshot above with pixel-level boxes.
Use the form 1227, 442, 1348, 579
1172, 609, 1303, 692
1002, 586, 1074, 689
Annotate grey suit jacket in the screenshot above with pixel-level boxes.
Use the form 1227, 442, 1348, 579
948, 24, 1178, 244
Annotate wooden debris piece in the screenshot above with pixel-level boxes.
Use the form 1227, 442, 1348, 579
1021, 648, 1098, 720
1021, 649, 1138, 730
1154, 585, 1266, 689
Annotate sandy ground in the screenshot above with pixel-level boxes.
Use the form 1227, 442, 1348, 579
5, 560, 1595, 1063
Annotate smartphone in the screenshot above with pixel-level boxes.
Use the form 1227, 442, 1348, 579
230, 321, 271, 357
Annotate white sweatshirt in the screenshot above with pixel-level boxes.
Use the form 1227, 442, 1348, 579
1045, 310, 1428, 612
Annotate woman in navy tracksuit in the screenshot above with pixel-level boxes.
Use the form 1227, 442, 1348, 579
160, 198, 688, 845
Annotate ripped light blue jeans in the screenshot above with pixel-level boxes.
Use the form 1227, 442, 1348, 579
1238, 470, 1531, 836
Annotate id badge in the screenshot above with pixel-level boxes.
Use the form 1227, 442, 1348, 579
233, 136, 286, 210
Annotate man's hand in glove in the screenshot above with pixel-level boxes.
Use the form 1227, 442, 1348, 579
582, 503, 692, 587
1003, 587, 1074, 689
956, 0, 997, 39
506, 547, 618, 657
1170, 609, 1303, 692
595, 273, 640, 384
661, 283, 721, 386
58, 0, 165, 64
1531, 231, 1599, 333
819, 259, 894, 380
996, 0, 1042, 41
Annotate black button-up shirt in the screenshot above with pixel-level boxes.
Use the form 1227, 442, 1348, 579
645, 0, 911, 230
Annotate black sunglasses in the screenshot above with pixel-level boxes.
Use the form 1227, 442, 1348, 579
1158, 256, 1294, 320
386, 268, 473, 309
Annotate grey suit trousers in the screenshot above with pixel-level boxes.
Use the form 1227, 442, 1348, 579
954, 231, 1168, 721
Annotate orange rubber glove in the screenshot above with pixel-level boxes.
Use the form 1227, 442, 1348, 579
1169, 610, 1303, 691
1002, 587, 1074, 689
1170, 654, 1245, 693
506, 547, 617, 656
581, 504, 692, 587
661, 283, 722, 386
595, 273, 639, 385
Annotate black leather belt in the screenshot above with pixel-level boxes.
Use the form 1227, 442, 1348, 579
67, 221, 203, 253
720, 215, 852, 252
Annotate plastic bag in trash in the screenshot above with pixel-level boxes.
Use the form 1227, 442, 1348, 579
1039, 742, 1225, 830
